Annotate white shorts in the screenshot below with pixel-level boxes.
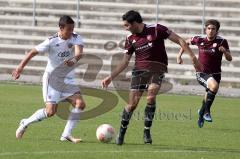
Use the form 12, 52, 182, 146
42, 72, 80, 104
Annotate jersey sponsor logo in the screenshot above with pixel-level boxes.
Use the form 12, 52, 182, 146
135, 42, 152, 51
201, 48, 215, 54
58, 51, 70, 57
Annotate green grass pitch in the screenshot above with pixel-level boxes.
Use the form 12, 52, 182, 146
0, 83, 239, 159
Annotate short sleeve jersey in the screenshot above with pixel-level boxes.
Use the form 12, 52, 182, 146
35, 33, 84, 77
124, 24, 172, 72
191, 35, 229, 74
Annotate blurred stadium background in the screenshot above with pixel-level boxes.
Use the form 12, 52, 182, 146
0, 0, 240, 96
0, 1, 240, 158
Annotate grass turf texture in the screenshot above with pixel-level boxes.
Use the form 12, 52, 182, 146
0, 83, 239, 159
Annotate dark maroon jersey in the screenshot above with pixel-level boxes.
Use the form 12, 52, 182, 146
191, 36, 229, 74
124, 24, 172, 72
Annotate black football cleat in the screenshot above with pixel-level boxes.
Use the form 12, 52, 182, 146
197, 109, 204, 128
116, 127, 127, 145
143, 129, 152, 144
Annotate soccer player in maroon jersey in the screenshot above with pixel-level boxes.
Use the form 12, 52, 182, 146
177, 19, 232, 128
101, 10, 201, 145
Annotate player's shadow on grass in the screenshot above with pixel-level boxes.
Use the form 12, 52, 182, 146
38, 137, 240, 154
123, 142, 240, 154
209, 127, 240, 133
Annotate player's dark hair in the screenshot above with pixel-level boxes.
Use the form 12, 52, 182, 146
122, 10, 143, 24
205, 19, 220, 31
59, 15, 74, 28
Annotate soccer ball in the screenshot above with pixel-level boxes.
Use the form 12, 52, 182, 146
96, 124, 115, 143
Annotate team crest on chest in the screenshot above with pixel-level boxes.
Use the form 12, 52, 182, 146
147, 35, 153, 42
213, 43, 217, 48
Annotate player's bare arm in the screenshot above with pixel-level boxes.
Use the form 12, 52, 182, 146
101, 53, 132, 88
64, 45, 83, 67
168, 32, 202, 71
219, 46, 232, 61
12, 48, 38, 80
176, 38, 191, 64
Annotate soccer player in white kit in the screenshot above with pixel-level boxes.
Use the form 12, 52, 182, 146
12, 15, 85, 143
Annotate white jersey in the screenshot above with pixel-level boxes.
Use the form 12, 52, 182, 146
37, 32, 84, 103
35, 32, 84, 78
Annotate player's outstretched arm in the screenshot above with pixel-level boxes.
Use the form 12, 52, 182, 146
168, 32, 202, 71
177, 47, 184, 64
176, 38, 191, 64
12, 48, 38, 80
101, 54, 131, 88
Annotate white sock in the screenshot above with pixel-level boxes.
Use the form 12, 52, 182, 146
23, 108, 47, 127
61, 108, 82, 137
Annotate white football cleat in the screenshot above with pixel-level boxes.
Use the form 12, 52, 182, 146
60, 135, 82, 143
16, 119, 27, 139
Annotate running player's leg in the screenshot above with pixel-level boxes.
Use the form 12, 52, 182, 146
16, 103, 57, 139
116, 90, 143, 145
196, 73, 219, 125
196, 73, 210, 127
143, 72, 162, 144
116, 70, 145, 145
16, 72, 59, 139
60, 93, 85, 143
203, 77, 219, 122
